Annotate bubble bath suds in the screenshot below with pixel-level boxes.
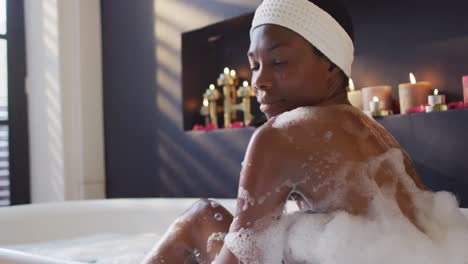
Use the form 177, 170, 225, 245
223, 147, 468, 264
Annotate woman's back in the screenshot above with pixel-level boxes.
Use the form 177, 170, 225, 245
262, 105, 424, 225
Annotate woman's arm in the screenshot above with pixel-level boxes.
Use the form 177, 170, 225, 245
214, 124, 294, 263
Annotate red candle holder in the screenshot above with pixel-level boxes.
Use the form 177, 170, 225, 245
407, 104, 428, 114
204, 124, 218, 131
229, 121, 245, 129
192, 124, 205, 131
448, 101, 468, 110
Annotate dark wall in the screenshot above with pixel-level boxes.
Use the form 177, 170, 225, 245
101, 0, 160, 197
101, 0, 468, 199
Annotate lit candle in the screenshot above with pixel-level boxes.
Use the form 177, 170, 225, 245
200, 97, 210, 124
203, 83, 220, 126
425, 89, 448, 113
398, 72, 432, 114
217, 67, 230, 85
369, 96, 383, 113
347, 79, 363, 110
237, 81, 254, 97
217, 67, 238, 87
236, 81, 255, 125
427, 89, 446, 106
362, 85, 392, 112
463, 75, 468, 104
205, 84, 220, 100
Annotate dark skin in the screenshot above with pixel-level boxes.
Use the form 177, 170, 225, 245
143, 24, 425, 264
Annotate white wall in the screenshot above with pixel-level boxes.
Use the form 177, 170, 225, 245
24, 0, 105, 203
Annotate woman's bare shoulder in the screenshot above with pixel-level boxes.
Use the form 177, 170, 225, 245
254, 105, 380, 161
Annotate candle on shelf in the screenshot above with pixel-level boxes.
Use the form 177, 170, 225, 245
463, 75, 468, 104
425, 89, 448, 113
347, 79, 363, 110
369, 96, 391, 117
217, 67, 230, 84
203, 83, 221, 127
427, 89, 446, 105
362, 85, 392, 112
204, 84, 220, 100
398, 72, 432, 114
200, 97, 210, 125
369, 96, 382, 112
201, 97, 209, 110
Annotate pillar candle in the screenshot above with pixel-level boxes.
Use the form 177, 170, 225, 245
362, 85, 392, 112
463, 75, 468, 104
398, 73, 431, 114
347, 79, 363, 110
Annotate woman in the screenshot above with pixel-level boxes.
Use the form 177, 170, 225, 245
143, 0, 426, 263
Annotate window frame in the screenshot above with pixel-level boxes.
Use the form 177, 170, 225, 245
5, 0, 30, 205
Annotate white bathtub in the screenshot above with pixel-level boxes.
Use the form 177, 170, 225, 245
0, 198, 467, 264
0, 198, 237, 264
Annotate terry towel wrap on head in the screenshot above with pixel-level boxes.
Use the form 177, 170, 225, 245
251, 0, 354, 77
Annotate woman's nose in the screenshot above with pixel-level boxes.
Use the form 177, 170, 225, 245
252, 66, 273, 92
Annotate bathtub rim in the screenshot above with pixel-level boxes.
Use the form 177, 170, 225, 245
0, 197, 467, 245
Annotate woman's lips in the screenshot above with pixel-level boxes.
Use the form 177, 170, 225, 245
258, 98, 286, 114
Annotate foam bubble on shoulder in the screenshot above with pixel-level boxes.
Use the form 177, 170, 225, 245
272, 107, 317, 129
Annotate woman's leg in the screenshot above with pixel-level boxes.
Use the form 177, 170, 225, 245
142, 199, 233, 264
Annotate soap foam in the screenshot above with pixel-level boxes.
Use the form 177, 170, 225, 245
272, 107, 318, 129
224, 147, 468, 263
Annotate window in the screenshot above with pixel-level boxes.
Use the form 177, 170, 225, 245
0, 0, 29, 206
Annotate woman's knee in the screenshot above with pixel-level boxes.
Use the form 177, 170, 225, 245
183, 199, 233, 226
178, 199, 232, 241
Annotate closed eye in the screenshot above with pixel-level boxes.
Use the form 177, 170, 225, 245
273, 59, 288, 66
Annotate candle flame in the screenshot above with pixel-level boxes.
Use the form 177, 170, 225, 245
230, 69, 236, 77
372, 96, 379, 102
209, 84, 215, 90
434, 89, 439, 95
410, 72, 417, 84
203, 98, 209, 107
348, 78, 355, 92
243, 81, 249, 87
224, 67, 230, 75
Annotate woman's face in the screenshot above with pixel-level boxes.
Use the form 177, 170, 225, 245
248, 24, 332, 119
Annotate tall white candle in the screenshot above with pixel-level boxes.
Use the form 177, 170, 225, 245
347, 79, 363, 110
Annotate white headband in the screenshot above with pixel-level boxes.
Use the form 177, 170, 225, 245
251, 0, 354, 77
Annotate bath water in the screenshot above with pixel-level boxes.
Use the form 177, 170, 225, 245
6, 233, 160, 264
